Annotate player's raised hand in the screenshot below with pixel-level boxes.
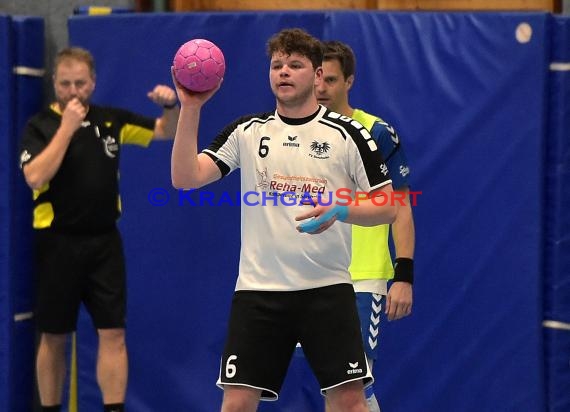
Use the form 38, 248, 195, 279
147, 84, 177, 108
170, 66, 222, 109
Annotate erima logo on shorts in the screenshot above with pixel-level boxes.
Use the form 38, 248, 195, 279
347, 361, 363, 375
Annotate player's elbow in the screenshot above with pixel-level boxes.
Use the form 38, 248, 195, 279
369, 190, 398, 225
372, 202, 398, 226
23, 169, 46, 191
386, 202, 398, 224
171, 175, 191, 190
171, 170, 200, 191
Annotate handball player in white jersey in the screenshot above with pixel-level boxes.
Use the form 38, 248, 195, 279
170, 28, 397, 411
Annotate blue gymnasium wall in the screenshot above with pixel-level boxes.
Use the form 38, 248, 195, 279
66, 11, 562, 411
544, 16, 570, 412
0, 14, 44, 412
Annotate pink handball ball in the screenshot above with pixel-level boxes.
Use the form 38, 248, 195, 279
173, 39, 226, 92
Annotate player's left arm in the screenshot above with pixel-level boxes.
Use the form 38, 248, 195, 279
297, 120, 402, 233
373, 121, 415, 321
147, 84, 179, 139
295, 184, 397, 234
386, 185, 415, 321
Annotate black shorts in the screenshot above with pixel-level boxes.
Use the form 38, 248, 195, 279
216, 283, 372, 400
34, 228, 127, 333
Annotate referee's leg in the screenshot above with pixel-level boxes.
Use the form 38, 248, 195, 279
36, 333, 68, 407
97, 328, 127, 404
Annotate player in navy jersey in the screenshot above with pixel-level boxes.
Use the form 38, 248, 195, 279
171, 28, 397, 411
20, 47, 179, 412
314, 40, 415, 412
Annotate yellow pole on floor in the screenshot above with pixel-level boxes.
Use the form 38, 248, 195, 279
68, 332, 78, 412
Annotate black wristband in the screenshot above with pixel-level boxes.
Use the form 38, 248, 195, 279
393, 257, 414, 284
163, 102, 178, 109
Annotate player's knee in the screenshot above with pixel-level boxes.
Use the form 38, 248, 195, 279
98, 328, 126, 349
40, 332, 69, 350
327, 381, 368, 411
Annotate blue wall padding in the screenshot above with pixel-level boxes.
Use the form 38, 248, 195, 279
0, 14, 44, 412
327, 12, 549, 412
11, 15, 45, 412
544, 15, 570, 412
544, 328, 570, 412
67, 11, 550, 411
0, 14, 16, 412
545, 15, 570, 324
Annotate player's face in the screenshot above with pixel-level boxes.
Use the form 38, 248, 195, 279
315, 59, 351, 114
269, 51, 320, 108
53, 59, 95, 109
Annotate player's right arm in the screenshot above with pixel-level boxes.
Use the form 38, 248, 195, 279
170, 68, 222, 189
22, 98, 85, 190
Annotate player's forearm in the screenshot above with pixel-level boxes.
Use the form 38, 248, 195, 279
343, 190, 398, 226
171, 106, 204, 189
392, 198, 415, 258
23, 128, 73, 189
154, 105, 179, 139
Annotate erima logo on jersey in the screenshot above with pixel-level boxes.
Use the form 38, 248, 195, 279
283, 135, 300, 147
400, 165, 410, 177
347, 362, 363, 375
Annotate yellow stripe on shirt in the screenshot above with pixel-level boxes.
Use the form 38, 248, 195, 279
120, 123, 153, 146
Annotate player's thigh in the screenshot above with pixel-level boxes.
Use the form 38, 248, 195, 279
218, 290, 298, 400
299, 284, 370, 390
83, 229, 126, 329
35, 230, 83, 333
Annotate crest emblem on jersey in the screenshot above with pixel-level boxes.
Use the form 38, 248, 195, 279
102, 136, 118, 158
309, 141, 331, 159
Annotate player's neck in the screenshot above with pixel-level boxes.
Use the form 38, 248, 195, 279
276, 99, 319, 119
339, 103, 354, 118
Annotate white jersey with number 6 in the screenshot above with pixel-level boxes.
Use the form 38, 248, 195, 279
204, 105, 392, 291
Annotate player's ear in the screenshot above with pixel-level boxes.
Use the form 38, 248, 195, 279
346, 74, 354, 91
315, 66, 323, 79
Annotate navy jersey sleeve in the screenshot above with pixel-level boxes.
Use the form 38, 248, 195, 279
19, 111, 55, 169
370, 121, 411, 190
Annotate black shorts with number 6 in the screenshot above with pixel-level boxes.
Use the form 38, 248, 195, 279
216, 283, 373, 400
